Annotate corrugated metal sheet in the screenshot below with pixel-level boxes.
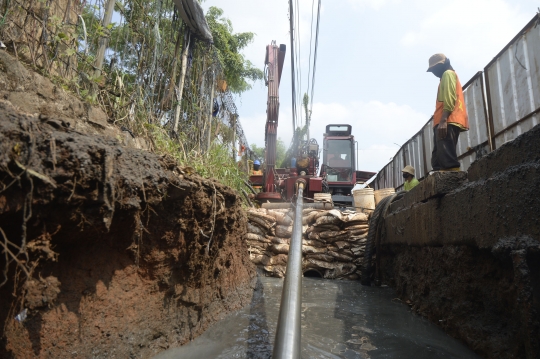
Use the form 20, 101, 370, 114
422, 118, 434, 173
485, 15, 540, 148
456, 72, 490, 171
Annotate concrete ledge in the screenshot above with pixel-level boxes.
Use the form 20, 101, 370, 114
389, 171, 467, 213
468, 123, 540, 182
383, 163, 540, 248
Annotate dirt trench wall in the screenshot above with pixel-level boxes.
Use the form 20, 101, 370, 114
0, 103, 256, 358
379, 124, 540, 359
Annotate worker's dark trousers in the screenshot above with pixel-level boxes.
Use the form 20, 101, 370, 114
431, 124, 461, 170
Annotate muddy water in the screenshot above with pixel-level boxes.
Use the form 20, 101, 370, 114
155, 277, 479, 359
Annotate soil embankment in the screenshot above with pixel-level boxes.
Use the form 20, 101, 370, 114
379, 124, 540, 359
0, 52, 256, 357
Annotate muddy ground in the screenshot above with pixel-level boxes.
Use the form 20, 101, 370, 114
0, 99, 256, 358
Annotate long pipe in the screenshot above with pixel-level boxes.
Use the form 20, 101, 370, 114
272, 179, 306, 359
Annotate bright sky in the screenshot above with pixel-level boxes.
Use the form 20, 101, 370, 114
202, 0, 539, 172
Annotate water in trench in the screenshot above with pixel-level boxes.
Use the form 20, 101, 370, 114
154, 276, 479, 359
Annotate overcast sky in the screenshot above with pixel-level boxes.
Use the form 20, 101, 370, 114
201, 0, 539, 172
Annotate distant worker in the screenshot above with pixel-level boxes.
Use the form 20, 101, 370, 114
402, 165, 419, 191
252, 159, 263, 175
427, 53, 469, 171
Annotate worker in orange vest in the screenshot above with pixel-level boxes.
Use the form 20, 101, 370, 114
427, 53, 469, 171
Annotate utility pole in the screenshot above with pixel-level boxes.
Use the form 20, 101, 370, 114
288, 0, 297, 136
94, 0, 115, 77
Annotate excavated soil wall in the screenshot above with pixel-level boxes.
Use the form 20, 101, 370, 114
379, 124, 540, 359
0, 102, 256, 358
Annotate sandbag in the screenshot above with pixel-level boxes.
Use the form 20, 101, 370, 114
246, 240, 269, 250
248, 215, 275, 231
264, 265, 286, 278
275, 225, 293, 238
324, 263, 356, 279
302, 210, 321, 225
305, 253, 335, 262
344, 223, 369, 230
246, 233, 268, 242
328, 251, 354, 262
302, 246, 327, 255
307, 224, 341, 233
247, 210, 277, 223
334, 241, 350, 250
303, 239, 325, 248
326, 209, 344, 220
347, 228, 368, 236
342, 212, 368, 223
271, 237, 290, 245
323, 234, 350, 244
306, 258, 339, 270
268, 210, 293, 226
340, 249, 355, 257
307, 231, 320, 240
348, 234, 367, 242
247, 247, 265, 255
269, 243, 290, 255
247, 223, 267, 236
315, 215, 341, 226
250, 254, 270, 265
302, 208, 318, 215
319, 230, 348, 240
343, 221, 369, 228
276, 224, 292, 238
269, 254, 289, 266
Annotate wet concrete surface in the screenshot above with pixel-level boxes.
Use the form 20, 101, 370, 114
154, 276, 479, 359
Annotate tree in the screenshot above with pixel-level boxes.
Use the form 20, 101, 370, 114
206, 7, 264, 94
250, 138, 287, 167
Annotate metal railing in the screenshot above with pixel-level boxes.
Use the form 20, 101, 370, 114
272, 179, 306, 359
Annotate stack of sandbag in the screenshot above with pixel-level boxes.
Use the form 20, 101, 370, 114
244, 207, 369, 280
303, 209, 368, 280
245, 208, 294, 278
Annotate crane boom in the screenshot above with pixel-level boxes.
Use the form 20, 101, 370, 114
258, 42, 286, 202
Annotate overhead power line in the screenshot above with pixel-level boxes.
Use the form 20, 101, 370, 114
309, 0, 321, 118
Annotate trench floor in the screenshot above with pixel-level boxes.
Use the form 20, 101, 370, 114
154, 276, 479, 359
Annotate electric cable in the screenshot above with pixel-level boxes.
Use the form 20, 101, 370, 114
309, 0, 321, 117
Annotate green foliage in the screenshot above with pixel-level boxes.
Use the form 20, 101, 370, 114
206, 7, 264, 93
250, 143, 265, 161
149, 124, 247, 193
251, 138, 287, 167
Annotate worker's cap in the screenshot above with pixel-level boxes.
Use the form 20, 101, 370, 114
402, 165, 415, 176
254, 159, 261, 165
427, 53, 447, 72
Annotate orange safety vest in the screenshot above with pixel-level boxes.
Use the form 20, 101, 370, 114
433, 71, 469, 130
252, 170, 263, 175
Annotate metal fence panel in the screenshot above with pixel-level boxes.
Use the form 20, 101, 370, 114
423, 119, 434, 174
456, 73, 490, 171
485, 16, 540, 148
393, 148, 404, 190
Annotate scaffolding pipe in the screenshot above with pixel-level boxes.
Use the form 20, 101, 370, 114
272, 179, 306, 359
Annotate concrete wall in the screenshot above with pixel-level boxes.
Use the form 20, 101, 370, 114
379, 124, 540, 358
